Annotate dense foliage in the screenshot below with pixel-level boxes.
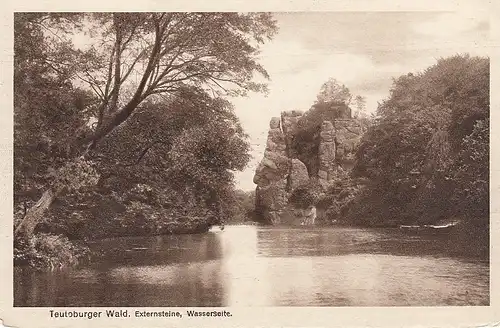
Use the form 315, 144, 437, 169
40, 88, 251, 240
348, 55, 489, 228
289, 179, 323, 209
285, 55, 489, 243
14, 12, 276, 268
224, 190, 256, 223
14, 14, 95, 225
316, 78, 352, 105
291, 79, 355, 175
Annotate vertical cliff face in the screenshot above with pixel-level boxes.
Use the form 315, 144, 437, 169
318, 121, 336, 186
252, 117, 288, 225
281, 110, 303, 158
253, 111, 365, 225
317, 119, 365, 186
253, 111, 308, 224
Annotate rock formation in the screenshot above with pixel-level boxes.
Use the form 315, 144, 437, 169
253, 117, 288, 224
280, 110, 303, 158
318, 121, 336, 185
253, 111, 365, 225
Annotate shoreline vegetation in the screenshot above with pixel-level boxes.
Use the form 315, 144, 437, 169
14, 218, 488, 270
14, 13, 489, 270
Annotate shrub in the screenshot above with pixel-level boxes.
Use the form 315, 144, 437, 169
14, 233, 91, 270
289, 179, 323, 209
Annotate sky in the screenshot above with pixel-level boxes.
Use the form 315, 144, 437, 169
231, 9, 491, 191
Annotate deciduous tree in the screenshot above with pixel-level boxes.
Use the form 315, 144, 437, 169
14, 12, 278, 239
352, 54, 489, 226
316, 78, 352, 105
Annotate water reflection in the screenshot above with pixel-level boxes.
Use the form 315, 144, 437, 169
221, 226, 271, 306
14, 225, 489, 307
15, 233, 226, 307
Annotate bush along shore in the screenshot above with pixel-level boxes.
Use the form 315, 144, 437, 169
14, 214, 221, 270
14, 186, 256, 270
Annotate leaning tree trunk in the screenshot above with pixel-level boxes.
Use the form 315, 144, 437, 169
14, 51, 153, 240
13, 108, 137, 240
14, 187, 59, 239
14, 107, 134, 241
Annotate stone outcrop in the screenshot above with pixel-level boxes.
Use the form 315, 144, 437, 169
253, 117, 289, 224
253, 117, 288, 187
317, 119, 364, 185
281, 110, 303, 158
334, 119, 365, 163
289, 158, 309, 191
253, 111, 365, 225
318, 121, 336, 185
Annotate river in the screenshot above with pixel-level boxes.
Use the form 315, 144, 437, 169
14, 225, 489, 307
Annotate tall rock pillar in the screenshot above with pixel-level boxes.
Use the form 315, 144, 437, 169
318, 121, 336, 186
280, 110, 303, 158
253, 117, 290, 224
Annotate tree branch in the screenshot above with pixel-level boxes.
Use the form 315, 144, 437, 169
109, 13, 123, 113
74, 71, 105, 100
123, 140, 169, 167
103, 43, 116, 99
86, 18, 164, 149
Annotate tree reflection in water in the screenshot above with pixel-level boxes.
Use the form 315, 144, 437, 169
14, 226, 489, 307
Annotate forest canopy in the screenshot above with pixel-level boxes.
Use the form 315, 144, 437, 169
14, 12, 277, 268
349, 54, 489, 227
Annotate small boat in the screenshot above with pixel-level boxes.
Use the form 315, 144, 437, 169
399, 221, 460, 234
424, 221, 459, 229
131, 247, 149, 251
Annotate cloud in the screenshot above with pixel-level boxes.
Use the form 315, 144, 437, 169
413, 12, 484, 38
411, 2, 489, 39
233, 10, 490, 191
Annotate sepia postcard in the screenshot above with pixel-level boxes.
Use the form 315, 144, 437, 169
0, 0, 499, 327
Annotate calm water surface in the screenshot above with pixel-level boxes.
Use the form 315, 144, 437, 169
14, 225, 489, 307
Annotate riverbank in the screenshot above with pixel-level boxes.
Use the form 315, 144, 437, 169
14, 216, 218, 270
16, 213, 488, 271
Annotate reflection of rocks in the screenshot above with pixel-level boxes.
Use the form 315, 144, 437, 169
253, 112, 365, 225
